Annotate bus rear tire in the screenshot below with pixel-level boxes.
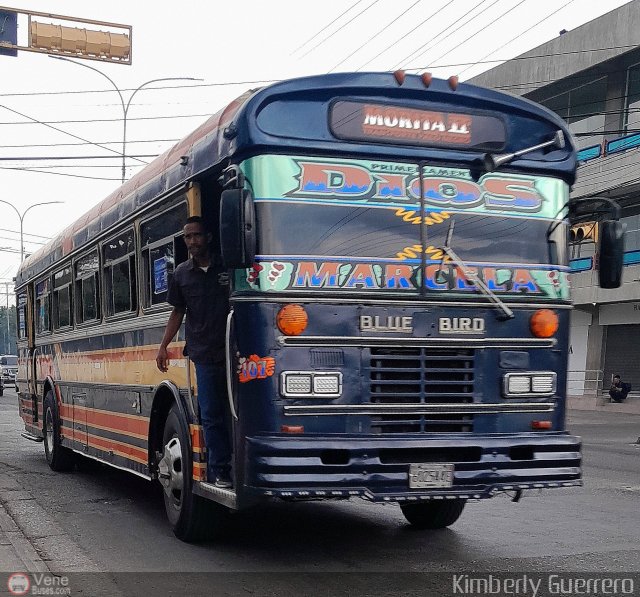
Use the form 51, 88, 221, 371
400, 499, 466, 529
43, 390, 75, 472
159, 405, 224, 542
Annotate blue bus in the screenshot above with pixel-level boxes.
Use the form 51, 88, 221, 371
15, 72, 623, 541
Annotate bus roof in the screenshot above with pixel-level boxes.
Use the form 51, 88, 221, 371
16, 72, 576, 287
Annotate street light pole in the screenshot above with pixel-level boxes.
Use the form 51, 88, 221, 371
50, 56, 202, 183
0, 200, 64, 261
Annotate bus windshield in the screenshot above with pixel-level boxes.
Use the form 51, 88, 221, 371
237, 155, 570, 300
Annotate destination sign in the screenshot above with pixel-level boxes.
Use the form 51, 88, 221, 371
330, 101, 506, 150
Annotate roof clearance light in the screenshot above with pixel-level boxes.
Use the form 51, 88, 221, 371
393, 70, 406, 85
277, 304, 308, 336
448, 75, 459, 91
421, 72, 432, 87
530, 309, 559, 338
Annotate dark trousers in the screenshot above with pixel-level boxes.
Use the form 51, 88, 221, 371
194, 362, 231, 480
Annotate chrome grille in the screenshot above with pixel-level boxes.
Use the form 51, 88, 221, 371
369, 347, 475, 433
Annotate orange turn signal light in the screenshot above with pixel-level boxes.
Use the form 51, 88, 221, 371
277, 304, 308, 336
532, 420, 553, 430
529, 309, 559, 338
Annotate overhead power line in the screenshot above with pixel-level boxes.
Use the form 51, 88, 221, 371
0, 227, 51, 241
328, 0, 422, 73
0, 138, 179, 149
356, 0, 451, 72
0, 80, 276, 98
0, 166, 120, 181
390, 0, 497, 71
0, 44, 635, 102
456, 0, 576, 78
299, 0, 381, 59
0, 104, 148, 167
0, 154, 158, 161
0, 235, 46, 246
291, 0, 366, 55
413, 45, 640, 77
426, 0, 529, 71
0, 113, 210, 126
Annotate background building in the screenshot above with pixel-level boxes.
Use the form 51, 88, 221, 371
470, 0, 640, 395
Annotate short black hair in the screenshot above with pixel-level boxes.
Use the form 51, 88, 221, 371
186, 215, 205, 225
613, 374, 621, 379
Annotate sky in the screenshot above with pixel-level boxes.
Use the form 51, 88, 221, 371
0, 0, 634, 305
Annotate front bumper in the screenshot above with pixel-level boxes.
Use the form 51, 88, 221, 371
245, 432, 581, 501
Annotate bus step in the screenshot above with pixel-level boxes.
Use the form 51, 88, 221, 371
21, 431, 43, 443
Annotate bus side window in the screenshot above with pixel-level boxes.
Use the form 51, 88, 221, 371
75, 251, 100, 324
53, 264, 72, 330
35, 278, 51, 335
103, 228, 137, 317
17, 293, 27, 339
140, 203, 188, 308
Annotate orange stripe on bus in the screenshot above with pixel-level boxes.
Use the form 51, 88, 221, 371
59, 404, 149, 437
64, 428, 148, 465
192, 462, 206, 481
41, 344, 186, 363
189, 424, 205, 451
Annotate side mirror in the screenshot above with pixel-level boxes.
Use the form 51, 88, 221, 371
220, 189, 256, 269
598, 220, 625, 289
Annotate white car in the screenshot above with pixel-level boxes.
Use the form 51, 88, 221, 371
0, 355, 18, 390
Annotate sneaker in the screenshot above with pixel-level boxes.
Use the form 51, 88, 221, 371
214, 475, 233, 489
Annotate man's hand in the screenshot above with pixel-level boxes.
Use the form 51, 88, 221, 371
156, 346, 170, 372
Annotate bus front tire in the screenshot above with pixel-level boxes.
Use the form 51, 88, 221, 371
43, 390, 75, 472
400, 499, 466, 529
159, 405, 225, 542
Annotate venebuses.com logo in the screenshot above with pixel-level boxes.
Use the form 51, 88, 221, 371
7, 573, 30, 596
7, 572, 70, 596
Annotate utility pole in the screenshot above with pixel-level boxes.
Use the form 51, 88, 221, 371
5, 282, 9, 354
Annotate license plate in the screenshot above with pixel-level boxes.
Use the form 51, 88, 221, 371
409, 463, 454, 488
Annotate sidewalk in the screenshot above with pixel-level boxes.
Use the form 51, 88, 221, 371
567, 393, 640, 414
0, 477, 49, 575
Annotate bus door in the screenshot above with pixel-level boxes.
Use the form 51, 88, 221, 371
24, 284, 40, 423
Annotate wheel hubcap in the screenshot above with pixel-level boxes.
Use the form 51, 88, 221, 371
158, 437, 184, 508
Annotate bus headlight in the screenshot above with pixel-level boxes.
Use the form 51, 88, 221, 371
281, 371, 342, 398
503, 372, 556, 397
283, 373, 312, 395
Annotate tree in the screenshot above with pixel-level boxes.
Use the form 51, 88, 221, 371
0, 306, 17, 355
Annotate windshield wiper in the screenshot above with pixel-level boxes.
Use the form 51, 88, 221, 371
439, 220, 514, 320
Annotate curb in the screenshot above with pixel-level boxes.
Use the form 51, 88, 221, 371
0, 499, 49, 574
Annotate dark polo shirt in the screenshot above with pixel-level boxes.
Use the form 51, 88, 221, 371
167, 258, 229, 364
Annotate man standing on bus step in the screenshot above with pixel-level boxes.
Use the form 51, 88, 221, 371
155, 216, 232, 488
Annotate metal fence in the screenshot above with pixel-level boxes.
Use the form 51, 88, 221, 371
566, 369, 605, 397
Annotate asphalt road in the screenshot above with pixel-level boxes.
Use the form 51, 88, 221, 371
1, 388, 639, 596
